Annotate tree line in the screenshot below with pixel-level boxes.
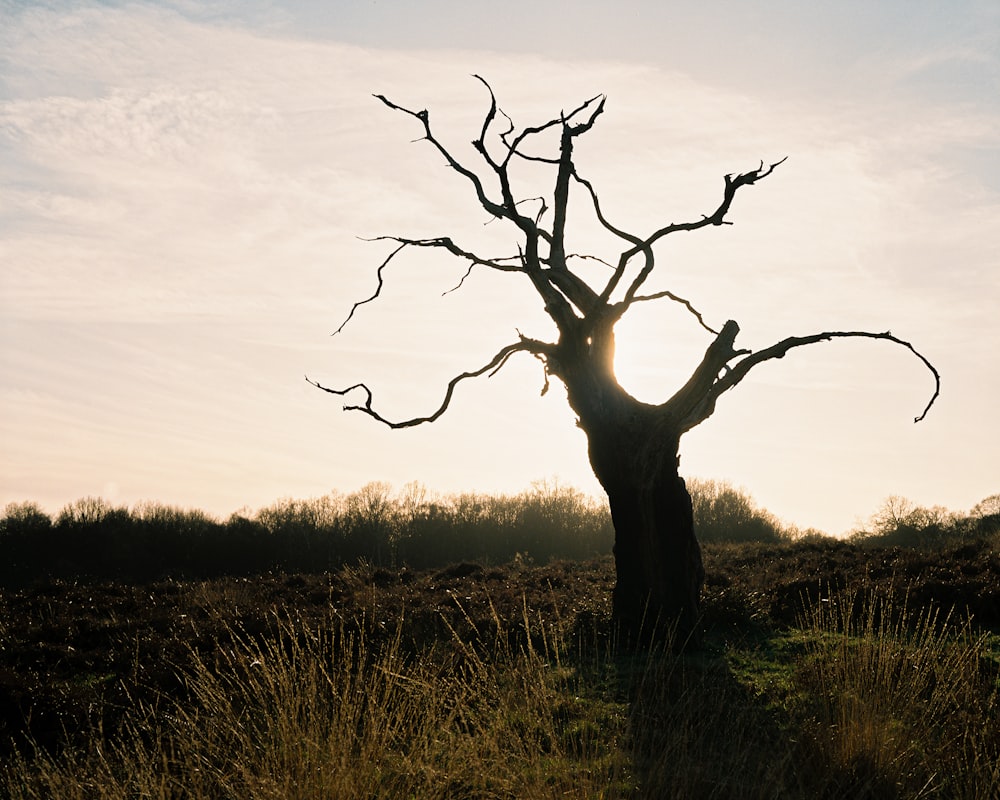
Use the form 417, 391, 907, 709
2, 482, 995, 588
2, 480, 790, 587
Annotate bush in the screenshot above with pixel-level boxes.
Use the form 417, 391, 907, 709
689, 479, 789, 544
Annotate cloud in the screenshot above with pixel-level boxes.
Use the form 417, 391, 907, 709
1, 1, 997, 532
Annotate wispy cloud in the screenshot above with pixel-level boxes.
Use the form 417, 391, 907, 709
1, 1, 997, 532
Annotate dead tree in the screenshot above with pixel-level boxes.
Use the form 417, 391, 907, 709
309, 78, 939, 645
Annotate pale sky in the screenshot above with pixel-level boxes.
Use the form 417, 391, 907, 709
1, 0, 998, 535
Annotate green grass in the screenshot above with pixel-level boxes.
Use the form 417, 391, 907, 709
720, 591, 1000, 798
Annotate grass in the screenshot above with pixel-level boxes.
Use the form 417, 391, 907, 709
2, 566, 998, 799
4, 602, 619, 799
793, 591, 1000, 797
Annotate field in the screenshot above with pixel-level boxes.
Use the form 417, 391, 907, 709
2, 531, 999, 799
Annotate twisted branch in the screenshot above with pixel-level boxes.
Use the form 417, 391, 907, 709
713, 329, 940, 423
621, 158, 788, 305
332, 242, 406, 335
374, 93, 508, 220
306, 336, 555, 429
670, 323, 941, 432
618, 289, 719, 335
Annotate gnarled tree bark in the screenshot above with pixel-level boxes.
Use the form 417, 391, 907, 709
309, 78, 939, 646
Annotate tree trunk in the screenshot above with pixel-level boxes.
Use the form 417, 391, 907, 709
608, 468, 703, 648
581, 408, 705, 648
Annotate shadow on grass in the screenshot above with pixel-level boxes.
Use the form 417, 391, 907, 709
589, 595, 997, 800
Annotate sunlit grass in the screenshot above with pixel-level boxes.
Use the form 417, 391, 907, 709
3, 580, 997, 799
793, 590, 1000, 797
3, 602, 625, 799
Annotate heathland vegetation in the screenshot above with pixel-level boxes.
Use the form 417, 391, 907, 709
1, 484, 998, 797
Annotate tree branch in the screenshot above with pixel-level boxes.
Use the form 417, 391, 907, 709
374, 80, 605, 332
499, 93, 605, 167
666, 320, 748, 429
470, 74, 503, 173
469, 75, 528, 215
571, 169, 650, 305
667, 324, 940, 432
374, 91, 508, 220
365, 235, 525, 274
306, 337, 555, 429
332, 237, 524, 336
474, 83, 606, 318
542, 267, 601, 316
615, 289, 719, 335
567, 253, 615, 269
444, 254, 526, 295
709, 329, 940, 424
621, 158, 787, 304
332, 242, 407, 335
550, 97, 607, 273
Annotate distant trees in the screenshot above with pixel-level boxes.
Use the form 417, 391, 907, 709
0, 485, 615, 585
1, 481, 794, 586
5, 487, 993, 587
970, 494, 1000, 521
0, 502, 51, 536
851, 494, 1000, 547
687, 479, 786, 544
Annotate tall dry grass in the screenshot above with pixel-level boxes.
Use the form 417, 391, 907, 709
2, 603, 621, 799
794, 590, 1000, 798
2, 587, 997, 799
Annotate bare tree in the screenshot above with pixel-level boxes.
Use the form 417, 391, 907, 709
309, 78, 939, 644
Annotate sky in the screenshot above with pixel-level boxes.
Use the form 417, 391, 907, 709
1, 0, 998, 535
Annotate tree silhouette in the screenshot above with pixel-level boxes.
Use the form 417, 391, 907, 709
310, 78, 939, 645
